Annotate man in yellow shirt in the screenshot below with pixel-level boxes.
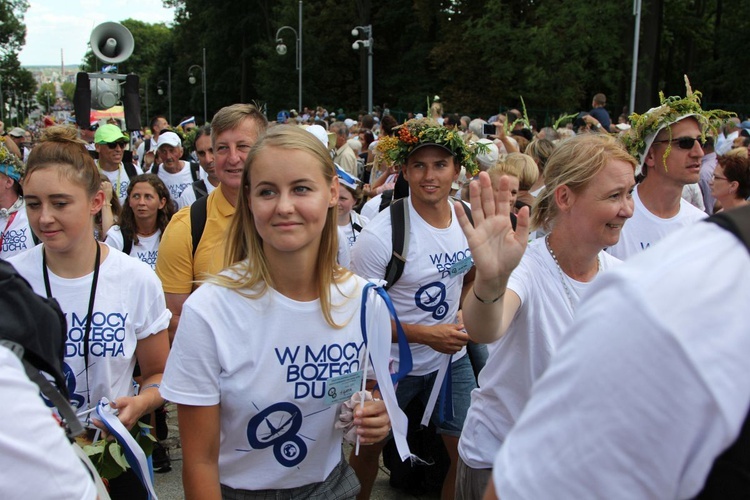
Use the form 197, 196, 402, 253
156, 104, 268, 341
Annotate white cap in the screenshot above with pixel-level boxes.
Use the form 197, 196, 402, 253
306, 124, 328, 148
156, 131, 182, 150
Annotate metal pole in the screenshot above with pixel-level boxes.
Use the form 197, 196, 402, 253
298, 0, 303, 112
145, 78, 150, 125
367, 26, 373, 114
168, 66, 173, 125
629, 0, 642, 114
202, 47, 208, 124
0, 76, 4, 124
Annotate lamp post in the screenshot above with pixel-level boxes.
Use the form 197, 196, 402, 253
629, 0, 642, 114
352, 25, 373, 114
188, 47, 208, 124
5, 90, 17, 126
0, 75, 4, 124
157, 72, 172, 125
274, 0, 303, 112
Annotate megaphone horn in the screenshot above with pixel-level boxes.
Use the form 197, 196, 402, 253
90, 22, 134, 64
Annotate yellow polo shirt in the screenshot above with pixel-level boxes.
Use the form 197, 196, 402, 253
155, 188, 236, 294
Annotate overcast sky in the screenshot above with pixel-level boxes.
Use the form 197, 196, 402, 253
19, 0, 175, 66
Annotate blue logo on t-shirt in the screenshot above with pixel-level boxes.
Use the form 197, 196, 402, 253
415, 282, 449, 320
246, 402, 307, 467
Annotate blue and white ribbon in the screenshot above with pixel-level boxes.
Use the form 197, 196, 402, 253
95, 398, 158, 500
360, 281, 414, 462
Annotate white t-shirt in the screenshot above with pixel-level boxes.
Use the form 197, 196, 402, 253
339, 211, 370, 248
0, 201, 35, 259
156, 160, 201, 202
360, 194, 383, 221
105, 226, 163, 270
0, 346, 97, 500
351, 197, 470, 376
8, 245, 171, 413
161, 274, 381, 490
494, 221, 750, 499
176, 179, 218, 210
606, 184, 707, 260
97, 162, 144, 204
459, 239, 620, 469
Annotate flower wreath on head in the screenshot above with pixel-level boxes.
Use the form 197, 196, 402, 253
623, 75, 735, 173
375, 118, 488, 176
0, 143, 25, 181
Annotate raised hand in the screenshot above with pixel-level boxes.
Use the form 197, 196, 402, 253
455, 172, 529, 290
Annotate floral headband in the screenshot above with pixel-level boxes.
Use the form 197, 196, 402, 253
376, 118, 488, 175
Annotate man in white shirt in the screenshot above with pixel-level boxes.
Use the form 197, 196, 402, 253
177, 125, 219, 209
136, 115, 169, 171
609, 82, 733, 259
330, 121, 359, 176
153, 131, 201, 202
349, 119, 481, 500
94, 124, 143, 204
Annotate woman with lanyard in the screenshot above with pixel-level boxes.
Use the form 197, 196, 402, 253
336, 166, 369, 248
161, 126, 404, 499
453, 134, 637, 499
8, 126, 170, 499
105, 173, 176, 270
0, 143, 34, 259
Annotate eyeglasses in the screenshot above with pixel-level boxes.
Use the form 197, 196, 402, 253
711, 173, 728, 181
104, 141, 127, 150
652, 136, 704, 150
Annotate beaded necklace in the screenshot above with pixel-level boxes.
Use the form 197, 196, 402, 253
545, 234, 600, 311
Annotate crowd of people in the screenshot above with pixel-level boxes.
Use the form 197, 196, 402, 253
1, 81, 750, 500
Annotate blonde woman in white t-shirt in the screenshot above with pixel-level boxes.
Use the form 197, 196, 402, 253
8, 126, 170, 499
454, 134, 637, 499
161, 125, 392, 499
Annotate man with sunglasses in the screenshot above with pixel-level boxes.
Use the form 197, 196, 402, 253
607, 86, 730, 260
94, 124, 142, 204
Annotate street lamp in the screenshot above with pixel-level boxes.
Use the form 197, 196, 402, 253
352, 25, 374, 114
44, 91, 52, 114
5, 90, 17, 126
188, 47, 208, 124
157, 69, 172, 124
274, 0, 303, 112
0, 76, 4, 124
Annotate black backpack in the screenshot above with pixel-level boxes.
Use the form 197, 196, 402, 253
695, 206, 750, 498
0, 259, 84, 439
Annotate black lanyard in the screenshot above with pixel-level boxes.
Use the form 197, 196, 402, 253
43, 242, 101, 408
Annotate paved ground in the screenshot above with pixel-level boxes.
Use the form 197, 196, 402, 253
153, 403, 441, 499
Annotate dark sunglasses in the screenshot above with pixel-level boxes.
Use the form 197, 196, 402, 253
104, 141, 127, 149
652, 136, 704, 150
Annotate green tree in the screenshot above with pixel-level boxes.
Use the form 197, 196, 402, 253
36, 82, 56, 113
61, 81, 75, 103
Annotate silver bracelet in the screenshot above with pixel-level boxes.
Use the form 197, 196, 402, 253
473, 288, 505, 304
142, 383, 161, 391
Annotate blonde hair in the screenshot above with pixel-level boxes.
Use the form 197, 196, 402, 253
504, 153, 539, 191
531, 134, 636, 231
26, 125, 102, 197
208, 125, 351, 328
210, 103, 268, 145
487, 161, 522, 189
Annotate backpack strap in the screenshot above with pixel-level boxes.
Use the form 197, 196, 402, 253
123, 161, 138, 180
190, 161, 201, 182
0, 339, 85, 439
122, 232, 133, 256
152, 163, 160, 175
378, 189, 394, 212
190, 194, 209, 257
140, 138, 151, 169
192, 179, 209, 200
384, 198, 410, 290
708, 205, 750, 253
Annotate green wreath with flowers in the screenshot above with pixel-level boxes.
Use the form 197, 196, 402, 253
376, 118, 488, 175
622, 75, 735, 169
0, 143, 25, 179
